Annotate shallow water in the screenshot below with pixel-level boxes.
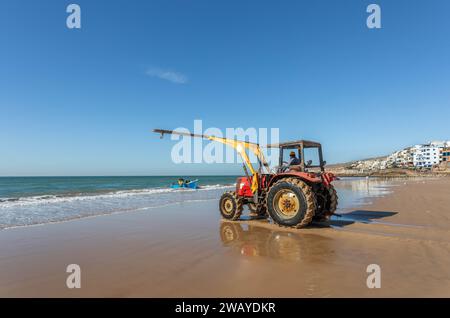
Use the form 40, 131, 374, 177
332, 177, 394, 211
0, 176, 395, 230
0, 176, 238, 200
0, 176, 236, 229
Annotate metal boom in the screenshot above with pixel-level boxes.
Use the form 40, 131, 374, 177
153, 128, 270, 193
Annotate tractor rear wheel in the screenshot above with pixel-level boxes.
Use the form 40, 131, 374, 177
266, 178, 316, 228
314, 185, 338, 221
219, 191, 243, 221
324, 184, 338, 219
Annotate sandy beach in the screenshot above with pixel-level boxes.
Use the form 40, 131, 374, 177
0, 177, 449, 297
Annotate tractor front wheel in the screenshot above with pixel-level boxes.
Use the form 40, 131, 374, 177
266, 178, 316, 228
219, 191, 243, 221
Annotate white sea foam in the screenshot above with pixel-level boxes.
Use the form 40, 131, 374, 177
0, 183, 236, 229
0, 184, 233, 209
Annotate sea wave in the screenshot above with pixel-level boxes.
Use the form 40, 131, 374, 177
0, 183, 234, 209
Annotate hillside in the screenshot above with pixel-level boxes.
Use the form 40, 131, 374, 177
327, 156, 450, 177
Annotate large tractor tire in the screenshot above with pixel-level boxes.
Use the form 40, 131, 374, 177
314, 185, 338, 221
265, 178, 316, 228
219, 191, 243, 221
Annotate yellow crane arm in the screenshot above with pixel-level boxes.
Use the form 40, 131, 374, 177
153, 129, 269, 193
208, 136, 260, 193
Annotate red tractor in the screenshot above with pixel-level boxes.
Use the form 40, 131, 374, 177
154, 129, 338, 229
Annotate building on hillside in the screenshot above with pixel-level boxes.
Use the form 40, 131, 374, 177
387, 148, 413, 168
350, 140, 449, 171
412, 144, 441, 168
442, 147, 450, 164
430, 141, 446, 148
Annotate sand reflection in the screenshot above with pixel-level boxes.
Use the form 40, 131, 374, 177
219, 221, 336, 263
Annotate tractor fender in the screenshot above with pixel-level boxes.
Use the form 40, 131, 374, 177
267, 172, 322, 188
322, 172, 338, 186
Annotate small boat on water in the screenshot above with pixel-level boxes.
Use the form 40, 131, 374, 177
170, 178, 199, 189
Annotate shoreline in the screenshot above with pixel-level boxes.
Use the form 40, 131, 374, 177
0, 175, 429, 231
335, 173, 450, 178
0, 177, 449, 297
331, 169, 450, 178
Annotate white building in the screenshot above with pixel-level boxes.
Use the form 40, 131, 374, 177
431, 140, 450, 163
412, 144, 441, 168
430, 141, 447, 148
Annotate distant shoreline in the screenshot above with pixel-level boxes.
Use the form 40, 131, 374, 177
328, 168, 450, 178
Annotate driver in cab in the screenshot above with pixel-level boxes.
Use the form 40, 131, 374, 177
287, 151, 300, 166
280, 151, 300, 172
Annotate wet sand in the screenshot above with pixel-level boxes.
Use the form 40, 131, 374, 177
0, 177, 449, 297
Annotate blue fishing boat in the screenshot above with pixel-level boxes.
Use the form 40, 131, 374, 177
170, 178, 199, 189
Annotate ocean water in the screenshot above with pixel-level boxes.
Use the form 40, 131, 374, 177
0, 176, 393, 230
0, 176, 237, 229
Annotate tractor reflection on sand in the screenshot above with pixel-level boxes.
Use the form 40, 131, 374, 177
220, 221, 335, 262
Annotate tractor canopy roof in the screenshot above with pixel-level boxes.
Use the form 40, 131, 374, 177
266, 140, 321, 149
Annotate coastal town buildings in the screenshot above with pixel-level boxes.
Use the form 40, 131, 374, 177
412, 144, 441, 168
442, 147, 450, 165
387, 148, 413, 167
348, 140, 450, 171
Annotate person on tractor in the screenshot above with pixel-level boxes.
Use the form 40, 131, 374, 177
280, 151, 300, 172
288, 151, 300, 166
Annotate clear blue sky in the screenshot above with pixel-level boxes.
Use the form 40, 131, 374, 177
1, 0, 449, 176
